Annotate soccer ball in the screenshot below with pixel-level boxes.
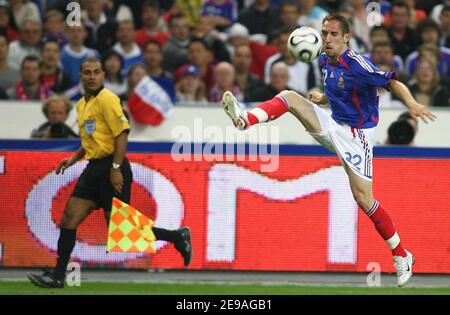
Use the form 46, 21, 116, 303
287, 27, 323, 62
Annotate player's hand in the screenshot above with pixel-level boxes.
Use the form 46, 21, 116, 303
409, 103, 437, 124
309, 91, 326, 104
110, 169, 123, 194
56, 158, 74, 175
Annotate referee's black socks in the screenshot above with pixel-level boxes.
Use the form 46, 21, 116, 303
53, 228, 77, 279
152, 227, 181, 243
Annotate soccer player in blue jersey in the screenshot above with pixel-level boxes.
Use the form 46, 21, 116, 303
221, 14, 436, 287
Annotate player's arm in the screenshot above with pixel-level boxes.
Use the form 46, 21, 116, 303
110, 131, 129, 194
56, 146, 86, 174
387, 79, 437, 123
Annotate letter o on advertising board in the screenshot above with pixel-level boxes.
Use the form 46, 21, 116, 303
25, 162, 184, 262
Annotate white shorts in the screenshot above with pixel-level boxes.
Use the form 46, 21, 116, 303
309, 104, 376, 182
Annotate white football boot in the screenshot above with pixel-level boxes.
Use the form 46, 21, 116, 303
393, 250, 414, 287
221, 91, 249, 130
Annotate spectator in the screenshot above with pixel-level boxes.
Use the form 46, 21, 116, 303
232, 44, 262, 101
407, 57, 450, 107
0, 34, 20, 90
347, 0, 372, 47
0, 1, 20, 42
143, 40, 176, 102
191, 15, 231, 62
162, 13, 190, 74
439, 5, 450, 47
8, 55, 51, 101
225, 22, 278, 79
280, 0, 300, 29
383, 0, 427, 28
369, 25, 391, 48
385, 111, 418, 145
337, 9, 369, 54
184, 38, 216, 92
83, 0, 117, 54
430, 0, 450, 24
120, 63, 147, 101
113, 20, 144, 77
60, 22, 97, 87
7, 19, 42, 70
367, 41, 406, 80
135, 0, 169, 48
42, 9, 67, 47
40, 40, 71, 93
31, 94, 78, 139
102, 50, 127, 96
248, 61, 291, 102
405, 43, 450, 79
238, 0, 282, 37
200, 0, 238, 30
264, 27, 317, 97
297, 0, 328, 31
387, 0, 418, 61
209, 61, 243, 102
175, 64, 207, 103
10, 0, 41, 29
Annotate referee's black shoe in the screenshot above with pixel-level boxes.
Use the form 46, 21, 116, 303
27, 269, 64, 288
174, 227, 193, 266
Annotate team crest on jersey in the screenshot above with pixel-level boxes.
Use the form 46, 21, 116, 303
84, 119, 96, 135
338, 74, 345, 88
330, 72, 334, 78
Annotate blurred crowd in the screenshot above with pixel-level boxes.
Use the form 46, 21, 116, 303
0, 0, 449, 139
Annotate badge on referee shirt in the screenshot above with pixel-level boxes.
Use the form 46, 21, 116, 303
84, 119, 96, 135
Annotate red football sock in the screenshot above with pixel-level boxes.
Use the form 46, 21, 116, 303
367, 201, 407, 257
247, 95, 289, 126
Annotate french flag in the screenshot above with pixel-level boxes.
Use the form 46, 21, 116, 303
127, 76, 174, 126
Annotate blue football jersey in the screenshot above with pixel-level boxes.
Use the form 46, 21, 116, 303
319, 48, 397, 128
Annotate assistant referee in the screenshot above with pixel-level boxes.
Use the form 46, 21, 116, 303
27, 58, 192, 289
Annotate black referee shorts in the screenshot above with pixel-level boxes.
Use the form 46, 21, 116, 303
72, 155, 133, 212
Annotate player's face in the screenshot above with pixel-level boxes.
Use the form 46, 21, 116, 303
80, 61, 105, 93
321, 20, 349, 58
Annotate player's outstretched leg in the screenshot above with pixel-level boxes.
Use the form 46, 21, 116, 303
152, 227, 193, 266
367, 201, 414, 287
221, 90, 322, 134
221, 91, 290, 130
346, 169, 414, 287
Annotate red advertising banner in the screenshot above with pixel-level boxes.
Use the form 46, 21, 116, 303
0, 151, 449, 273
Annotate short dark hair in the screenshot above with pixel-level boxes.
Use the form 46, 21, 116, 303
142, 0, 160, 12
168, 13, 188, 27
80, 57, 104, 72
391, 0, 410, 13
322, 14, 351, 35
442, 4, 450, 15
21, 55, 40, 69
101, 50, 124, 70
280, 0, 298, 9
417, 19, 441, 45
188, 37, 211, 51
370, 25, 388, 37
143, 39, 162, 52
372, 41, 393, 52
41, 39, 60, 52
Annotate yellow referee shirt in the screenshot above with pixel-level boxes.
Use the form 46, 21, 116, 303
76, 87, 130, 160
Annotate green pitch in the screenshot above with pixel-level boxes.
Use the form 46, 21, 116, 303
0, 281, 449, 295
